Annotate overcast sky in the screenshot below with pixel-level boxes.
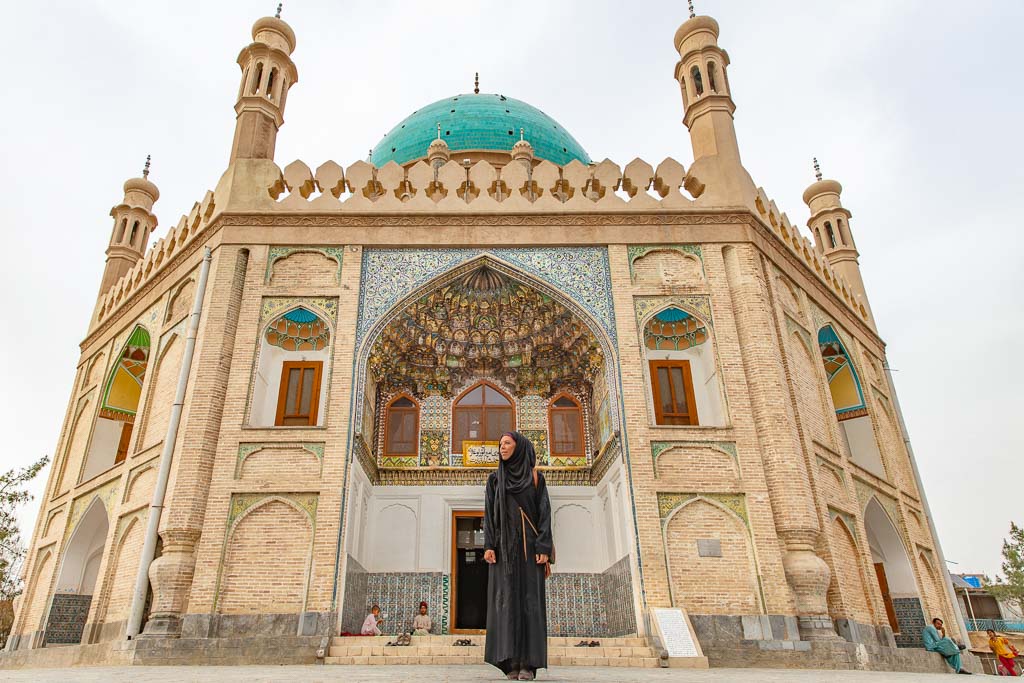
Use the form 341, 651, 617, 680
2, 1, 1021, 580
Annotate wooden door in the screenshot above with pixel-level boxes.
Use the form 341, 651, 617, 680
451, 511, 487, 633
874, 562, 899, 633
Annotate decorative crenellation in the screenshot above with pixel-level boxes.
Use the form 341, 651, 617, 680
268, 157, 696, 213
657, 491, 748, 526
95, 189, 217, 326
753, 186, 869, 323
265, 246, 344, 284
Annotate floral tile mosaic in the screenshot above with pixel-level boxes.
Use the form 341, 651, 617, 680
520, 429, 549, 465
893, 596, 926, 648
420, 395, 449, 431
419, 430, 449, 467
45, 593, 92, 645
518, 395, 548, 430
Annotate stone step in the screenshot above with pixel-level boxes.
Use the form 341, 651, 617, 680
327, 643, 656, 659
324, 654, 661, 668
329, 635, 645, 648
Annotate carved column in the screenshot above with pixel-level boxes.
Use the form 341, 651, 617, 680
722, 244, 835, 640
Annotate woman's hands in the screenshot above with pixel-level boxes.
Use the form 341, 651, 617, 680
484, 549, 496, 564
536, 553, 549, 565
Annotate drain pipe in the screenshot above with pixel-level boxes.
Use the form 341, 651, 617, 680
125, 247, 213, 639
883, 362, 971, 641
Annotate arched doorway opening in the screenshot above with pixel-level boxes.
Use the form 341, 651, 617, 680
45, 497, 109, 645
864, 497, 920, 646
341, 258, 635, 638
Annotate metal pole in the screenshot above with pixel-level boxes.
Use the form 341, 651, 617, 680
883, 362, 971, 640
124, 247, 213, 638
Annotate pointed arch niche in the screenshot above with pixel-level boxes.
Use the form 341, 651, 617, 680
818, 325, 884, 476
642, 306, 726, 427
80, 326, 150, 482
45, 497, 109, 645
250, 306, 332, 427
864, 497, 919, 638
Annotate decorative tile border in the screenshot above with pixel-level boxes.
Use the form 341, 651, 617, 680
63, 479, 120, 546
828, 507, 859, 541
651, 440, 737, 477
657, 492, 748, 526
627, 244, 703, 279
259, 296, 338, 325
235, 442, 325, 479
589, 433, 622, 485
227, 492, 319, 527
634, 294, 713, 327
356, 247, 616, 348
374, 466, 593, 487
265, 246, 344, 284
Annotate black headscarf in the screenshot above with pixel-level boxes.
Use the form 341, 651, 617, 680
495, 431, 536, 571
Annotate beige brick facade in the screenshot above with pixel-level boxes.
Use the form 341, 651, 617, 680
3, 8, 966, 673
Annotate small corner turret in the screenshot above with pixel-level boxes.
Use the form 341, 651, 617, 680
99, 156, 159, 299
803, 158, 874, 325
672, 2, 756, 207
229, 5, 298, 162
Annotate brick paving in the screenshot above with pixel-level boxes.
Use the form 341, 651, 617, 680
1, 664, 956, 682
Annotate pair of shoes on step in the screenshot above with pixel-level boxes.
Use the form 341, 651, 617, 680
453, 638, 474, 646
386, 633, 412, 646
574, 640, 600, 647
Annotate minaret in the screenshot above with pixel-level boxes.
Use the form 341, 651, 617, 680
99, 156, 159, 297
229, 5, 298, 161
672, 2, 756, 206
803, 159, 874, 323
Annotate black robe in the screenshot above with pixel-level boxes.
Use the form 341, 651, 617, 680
484, 469, 553, 674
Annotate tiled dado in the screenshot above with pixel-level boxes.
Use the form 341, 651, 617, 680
341, 555, 637, 638
892, 596, 926, 649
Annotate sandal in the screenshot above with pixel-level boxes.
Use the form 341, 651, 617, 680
589, 640, 600, 647
506, 672, 520, 680
518, 670, 535, 681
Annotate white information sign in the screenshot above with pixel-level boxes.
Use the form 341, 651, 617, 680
653, 607, 698, 658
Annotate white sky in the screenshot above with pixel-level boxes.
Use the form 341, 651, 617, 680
2, 1, 1021, 580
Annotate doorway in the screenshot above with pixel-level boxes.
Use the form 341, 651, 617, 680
451, 511, 488, 633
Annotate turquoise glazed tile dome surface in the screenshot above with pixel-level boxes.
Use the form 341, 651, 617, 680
370, 93, 592, 167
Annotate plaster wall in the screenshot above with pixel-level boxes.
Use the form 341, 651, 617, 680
841, 416, 885, 477
80, 418, 122, 483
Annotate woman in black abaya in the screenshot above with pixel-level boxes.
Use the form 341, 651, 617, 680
484, 431, 553, 681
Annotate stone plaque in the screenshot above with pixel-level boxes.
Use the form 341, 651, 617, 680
697, 538, 722, 557
653, 607, 698, 658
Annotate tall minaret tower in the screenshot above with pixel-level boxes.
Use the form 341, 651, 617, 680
803, 159, 874, 324
672, 3, 756, 207
99, 156, 159, 297
229, 5, 298, 161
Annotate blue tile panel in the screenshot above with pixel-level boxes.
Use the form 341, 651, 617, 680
892, 596, 927, 648
45, 593, 92, 645
370, 93, 592, 168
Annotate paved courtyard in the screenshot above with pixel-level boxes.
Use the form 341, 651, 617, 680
0, 665, 965, 682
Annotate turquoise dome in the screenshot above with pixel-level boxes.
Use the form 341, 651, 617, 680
370, 93, 591, 167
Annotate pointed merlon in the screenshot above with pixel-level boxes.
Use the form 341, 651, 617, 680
688, 0, 695, 19
813, 157, 822, 181
474, 72, 480, 95
143, 154, 151, 179
275, 3, 283, 19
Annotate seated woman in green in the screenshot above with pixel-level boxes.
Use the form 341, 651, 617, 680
922, 617, 971, 675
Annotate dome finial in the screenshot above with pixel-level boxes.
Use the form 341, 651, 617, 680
688, 0, 695, 18
142, 154, 151, 179
520, 127, 524, 141
437, 122, 442, 140
474, 72, 480, 95
813, 157, 822, 182
275, 3, 282, 18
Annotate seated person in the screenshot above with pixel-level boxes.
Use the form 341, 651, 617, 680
922, 617, 971, 675
412, 601, 432, 635
361, 605, 384, 636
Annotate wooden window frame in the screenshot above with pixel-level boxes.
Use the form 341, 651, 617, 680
275, 360, 323, 427
548, 392, 585, 458
649, 359, 699, 426
451, 381, 515, 455
383, 392, 420, 457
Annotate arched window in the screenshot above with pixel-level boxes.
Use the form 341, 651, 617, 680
548, 393, 584, 458
251, 307, 331, 428
129, 221, 140, 248
252, 62, 264, 95
836, 218, 847, 246
115, 218, 127, 243
384, 394, 419, 456
825, 221, 838, 249
452, 382, 514, 455
267, 67, 278, 100
690, 65, 704, 96
707, 61, 719, 92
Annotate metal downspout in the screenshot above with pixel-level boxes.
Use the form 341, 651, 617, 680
125, 247, 213, 639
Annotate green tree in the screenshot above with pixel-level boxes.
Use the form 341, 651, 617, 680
986, 522, 1024, 619
0, 456, 49, 647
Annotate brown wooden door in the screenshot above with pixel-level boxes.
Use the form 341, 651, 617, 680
874, 562, 899, 633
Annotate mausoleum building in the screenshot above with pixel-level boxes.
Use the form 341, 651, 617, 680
3, 6, 972, 673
